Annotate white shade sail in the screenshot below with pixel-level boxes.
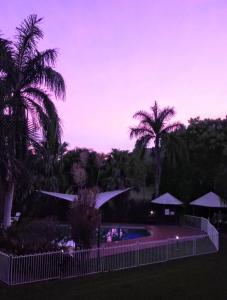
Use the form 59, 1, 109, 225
151, 193, 183, 205
40, 191, 76, 202
95, 188, 131, 208
190, 192, 227, 208
40, 188, 132, 209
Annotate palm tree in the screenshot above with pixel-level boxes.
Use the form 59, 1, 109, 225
0, 15, 65, 228
130, 101, 183, 198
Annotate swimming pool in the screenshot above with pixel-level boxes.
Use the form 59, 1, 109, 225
101, 227, 150, 243
57, 225, 151, 247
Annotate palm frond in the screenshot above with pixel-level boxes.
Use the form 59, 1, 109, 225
15, 14, 43, 68
23, 96, 49, 137
129, 126, 154, 139
24, 49, 58, 77
162, 122, 184, 134
23, 87, 62, 145
33, 66, 65, 99
158, 107, 175, 124
133, 110, 153, 122
0, 38, 14, 74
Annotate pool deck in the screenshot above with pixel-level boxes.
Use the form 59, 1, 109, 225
101, 223, 204, 247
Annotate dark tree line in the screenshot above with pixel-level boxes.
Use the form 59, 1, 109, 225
161, 117, 227, 202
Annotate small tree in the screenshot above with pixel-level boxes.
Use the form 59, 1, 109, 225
69, 188, 101, 249
71, 163, 87, 191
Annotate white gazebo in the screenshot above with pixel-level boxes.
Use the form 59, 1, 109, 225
40, 188, 132, 209
151, 193, 183, 206
190, 192, 227, 208
150, 193, 182, 224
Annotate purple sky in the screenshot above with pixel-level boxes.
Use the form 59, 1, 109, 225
1, 0, 227, 152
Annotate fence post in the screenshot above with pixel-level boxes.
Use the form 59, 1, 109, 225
8, 255, 12, 285
137, 242, 140, 266
217, 234, 219, 251
193, 238, 196, 255
97, 246, 101, 272
59, 250, 63, 279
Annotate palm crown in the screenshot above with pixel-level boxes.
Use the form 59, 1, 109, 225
130, 101, 182, 148
0, 15, 65, 157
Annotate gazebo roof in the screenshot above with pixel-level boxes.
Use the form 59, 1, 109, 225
40, 188, 132, 209
190, 192, 227, 208
151, 193, 183, 205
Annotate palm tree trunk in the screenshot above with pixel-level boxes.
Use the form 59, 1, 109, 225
154, 164, 161, 198
2, 181, 15, 229
154, 140, 161, 198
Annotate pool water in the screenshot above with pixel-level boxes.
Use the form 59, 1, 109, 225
57, 225, 151, 247
101, 227, 150, 243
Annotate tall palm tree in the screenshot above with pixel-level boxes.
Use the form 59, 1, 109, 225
0, 15, 65, 228
130, 101, 183, 198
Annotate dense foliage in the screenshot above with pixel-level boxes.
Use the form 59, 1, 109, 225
161, 117, 227, 202
7, 117, 227, 223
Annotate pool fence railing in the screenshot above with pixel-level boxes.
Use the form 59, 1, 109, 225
0, 215, 219, 286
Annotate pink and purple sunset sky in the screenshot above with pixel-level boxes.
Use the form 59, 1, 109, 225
1, 0, 227, 152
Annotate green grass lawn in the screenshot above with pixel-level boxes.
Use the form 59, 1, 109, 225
1, 237, 227, 300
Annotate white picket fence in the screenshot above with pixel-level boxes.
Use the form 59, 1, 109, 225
0, 215, 219, 285
182, 215, 219, 251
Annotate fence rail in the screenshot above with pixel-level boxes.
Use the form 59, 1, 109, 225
182, 215, 219, 251
0, 215, 219, 285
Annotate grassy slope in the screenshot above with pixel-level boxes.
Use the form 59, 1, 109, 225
1, 237, 227, 300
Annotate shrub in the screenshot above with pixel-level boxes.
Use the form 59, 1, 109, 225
2, 218, 59, 255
